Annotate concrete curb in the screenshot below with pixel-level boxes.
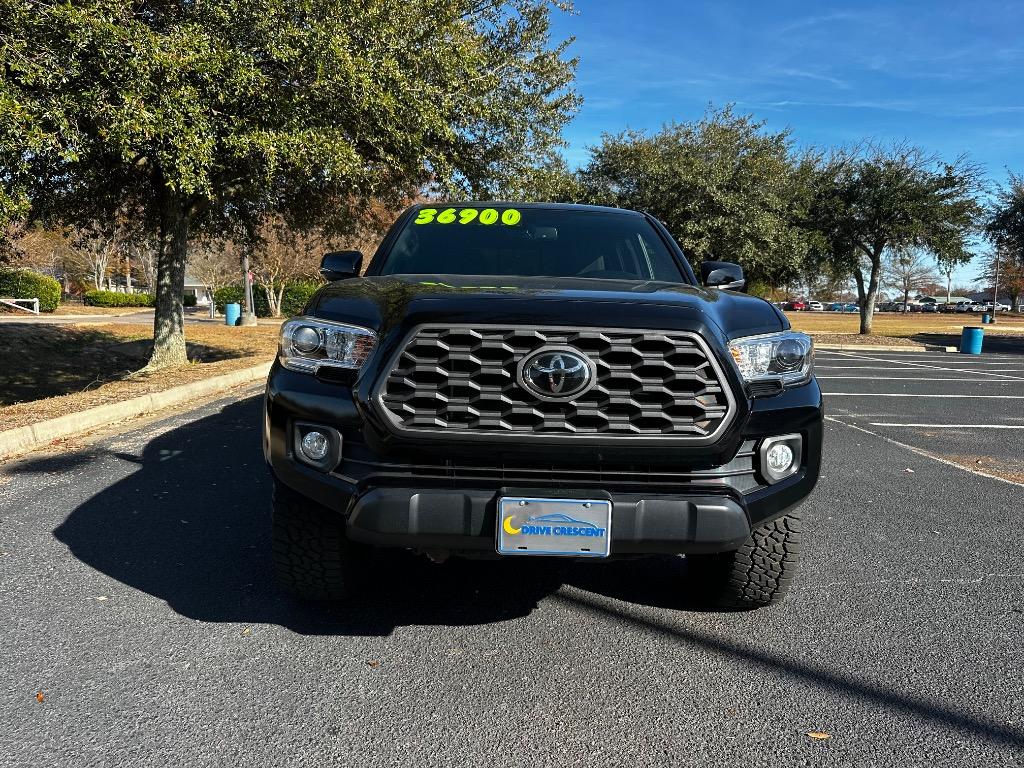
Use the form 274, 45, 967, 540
0, 362, 271, 461
816, 343, 957, 352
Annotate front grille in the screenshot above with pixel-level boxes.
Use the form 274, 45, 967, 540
376, 325, 735, 440
336, 440, 762, 494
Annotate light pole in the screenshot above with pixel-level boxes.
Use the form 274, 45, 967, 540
991, 249, 1001, 325
240, 251, 258, 326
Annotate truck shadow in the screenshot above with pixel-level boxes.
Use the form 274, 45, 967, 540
49, 395, 696, 636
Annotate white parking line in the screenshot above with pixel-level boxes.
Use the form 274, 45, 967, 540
870, 422, 1024, 429
824, 351, 1024, 381
816, 376, 1021, 382
827, 393, 1024, 398
825, 416, 1024, 488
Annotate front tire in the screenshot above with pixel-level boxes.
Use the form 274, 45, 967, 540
271, 481, 362, 601
686, 512, 802, 610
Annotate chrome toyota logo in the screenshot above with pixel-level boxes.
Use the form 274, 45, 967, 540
518, 349, 595, 400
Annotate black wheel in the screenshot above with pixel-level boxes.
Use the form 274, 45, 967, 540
271, 480, 363, 601
686, 512, 802, 610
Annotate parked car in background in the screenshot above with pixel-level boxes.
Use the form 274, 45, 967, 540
784, 300, 808, 311
807, 300, 823, 311
828, 302, 845, 312
842, 303, 858, 313
979, 301, 1009, 312
954, 300, 974, 313
921, 302, 938, 313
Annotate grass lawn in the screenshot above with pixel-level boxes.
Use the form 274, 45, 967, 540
787, 311, 1024, 348
0, 323, 278, 431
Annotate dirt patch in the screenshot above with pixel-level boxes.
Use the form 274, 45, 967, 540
0, 323, 278, 430
941, 454, 1024, 485
809, 333, 925, 347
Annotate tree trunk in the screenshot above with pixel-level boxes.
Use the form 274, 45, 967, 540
147, 194, 189, 369
261, 280, 280, 317
855, 254, 881, 334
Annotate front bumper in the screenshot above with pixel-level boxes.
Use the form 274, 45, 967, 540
265, 363, 823, 556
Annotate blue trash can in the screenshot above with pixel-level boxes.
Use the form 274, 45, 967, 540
224, 302, 241, 326
959, 326, 983, 354
981, 313, 992, 324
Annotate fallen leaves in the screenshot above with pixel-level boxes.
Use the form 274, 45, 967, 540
366, 660, 380, 669
806, 731, 832, 741
36, 691, 44, 703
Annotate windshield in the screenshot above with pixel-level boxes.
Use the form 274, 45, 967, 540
375, 206, 685, 282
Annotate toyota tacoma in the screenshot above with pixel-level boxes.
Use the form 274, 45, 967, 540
263, 203, 822, 609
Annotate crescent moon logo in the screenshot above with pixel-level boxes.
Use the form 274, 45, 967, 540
502, 515, 522, 535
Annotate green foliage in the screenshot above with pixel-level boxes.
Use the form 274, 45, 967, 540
0, 0, 578, 227
214, 286, 268, 317
280, 280, 320, 317
183, 294, 197, 307
0, 268, 61, 311
83, 290, 155, 307
987, 172, 1024, 263
214, 281, 317, 317
805, 143, 982, 331
578, 106, 814, 284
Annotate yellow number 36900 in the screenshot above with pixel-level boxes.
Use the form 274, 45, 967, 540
414, 207, 522, 226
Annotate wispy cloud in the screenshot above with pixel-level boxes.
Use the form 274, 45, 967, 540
771, 68, 850, 89
746, 99, 1024, 119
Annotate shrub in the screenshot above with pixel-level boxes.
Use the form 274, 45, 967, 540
0, 268, 62, 312
214, 281, 319, 317
280, 280, 322, 316
214, 285, 270, 316
83, 290, 156, 307
183, 294, 197, 307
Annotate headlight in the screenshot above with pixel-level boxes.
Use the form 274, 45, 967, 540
728, 331, 813, 389
279, 317, 377, 374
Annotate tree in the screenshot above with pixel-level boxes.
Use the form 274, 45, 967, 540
886, 249, 938, 311
250, 222, 323, 317
577, 106, 815, 285
806, 144, 982, 334
986, 173, 1024, 268
978, 249, 1024, 310
1, 0, 579, 367
187, 238, 239, 303
72, 223, 120, 291
935, 248, 974, 304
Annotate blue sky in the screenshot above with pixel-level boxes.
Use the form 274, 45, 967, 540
549, 1, 1024, 285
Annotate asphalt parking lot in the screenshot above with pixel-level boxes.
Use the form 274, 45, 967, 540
2, 348, 1023, 767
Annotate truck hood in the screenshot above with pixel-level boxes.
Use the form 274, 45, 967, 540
310, 274, 785, 340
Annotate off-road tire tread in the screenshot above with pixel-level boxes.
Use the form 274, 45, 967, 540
688, 512, 802, 610
271, 483, 355, 601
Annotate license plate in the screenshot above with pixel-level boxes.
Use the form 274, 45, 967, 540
496, 497, 612, 557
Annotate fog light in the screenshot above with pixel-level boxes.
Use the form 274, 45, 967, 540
766, 443, 794, 474
759, 434, 802, 483
300, 431, 330, 461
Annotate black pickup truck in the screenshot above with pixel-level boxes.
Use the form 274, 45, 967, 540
263, 203, 822, 609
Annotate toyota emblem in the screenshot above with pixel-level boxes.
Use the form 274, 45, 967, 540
518, 348, 595, 400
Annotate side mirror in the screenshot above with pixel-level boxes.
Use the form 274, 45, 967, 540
320, 251, 363, 281
700, 260, 746, 292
